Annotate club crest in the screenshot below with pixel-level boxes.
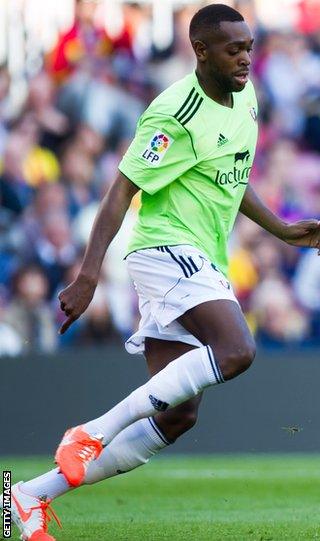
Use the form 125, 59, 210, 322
249, 106, 257, 121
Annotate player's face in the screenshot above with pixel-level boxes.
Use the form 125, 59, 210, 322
197, 21, 254, 93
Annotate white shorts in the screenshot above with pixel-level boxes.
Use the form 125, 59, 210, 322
125, 244, 239, 355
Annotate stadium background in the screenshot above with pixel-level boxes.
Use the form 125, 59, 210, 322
0, 0, 320, 454
1, 3, 320, 540
0, 0, 319, 358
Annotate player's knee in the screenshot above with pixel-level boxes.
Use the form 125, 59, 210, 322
170, 413, 198, 439
179, 409, 198, 433
159, 406, 199, 440
219, 340, 256, 380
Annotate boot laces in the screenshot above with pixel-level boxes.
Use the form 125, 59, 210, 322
77, 438, 101, 464
30, 499, 62, 533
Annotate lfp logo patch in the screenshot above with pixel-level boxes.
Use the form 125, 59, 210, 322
141, 131, 173, 166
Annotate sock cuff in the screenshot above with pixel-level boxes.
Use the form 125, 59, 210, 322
144, 417, 171, 447
204, 345, 224, 385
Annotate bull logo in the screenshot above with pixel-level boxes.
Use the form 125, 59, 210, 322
214, 148, 252, 188
234, 150, 250, 164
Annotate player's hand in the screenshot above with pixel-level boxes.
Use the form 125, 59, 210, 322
280, 219, 320, 253
58, 274, 97, 335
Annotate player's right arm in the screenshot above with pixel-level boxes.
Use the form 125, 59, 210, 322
59, 100, 197, 334
58, 172, 139, 335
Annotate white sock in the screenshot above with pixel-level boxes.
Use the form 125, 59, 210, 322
85, 417, 169, 484
20, 346, 222, 500
21, 469, 70, 500
21, 417, 169, 499
84, 345, 223, 443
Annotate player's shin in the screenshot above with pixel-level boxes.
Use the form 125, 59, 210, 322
21, 418, 169, 500
20, 468, 70, 500
85, 345, 223, 444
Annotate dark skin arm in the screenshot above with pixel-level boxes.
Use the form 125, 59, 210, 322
58, 172, 139, 334
240, 184, 320, 251
59, 179, 319, 334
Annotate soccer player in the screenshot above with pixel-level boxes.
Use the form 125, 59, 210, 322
3, 5, 320, 540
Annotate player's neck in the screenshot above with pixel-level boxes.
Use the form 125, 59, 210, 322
195, 69, 233, 109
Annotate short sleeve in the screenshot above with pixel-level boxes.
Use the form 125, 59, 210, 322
118, 111, 197, 195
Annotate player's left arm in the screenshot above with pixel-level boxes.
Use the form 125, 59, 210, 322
240, 184, 320, 254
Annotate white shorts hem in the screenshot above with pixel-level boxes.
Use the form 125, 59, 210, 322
125, 245, 240, 356
125, 329, 202, 355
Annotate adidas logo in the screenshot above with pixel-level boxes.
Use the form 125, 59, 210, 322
149, 394, 169, 412
217, 133, 228, 147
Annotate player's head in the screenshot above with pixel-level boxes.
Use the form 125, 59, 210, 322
189, 4, 253, 92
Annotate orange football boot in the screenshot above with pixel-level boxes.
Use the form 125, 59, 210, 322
0, 481, 61, 541
55, 425, 104, 487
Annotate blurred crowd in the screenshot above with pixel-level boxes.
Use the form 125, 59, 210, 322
0, 0, 319, 356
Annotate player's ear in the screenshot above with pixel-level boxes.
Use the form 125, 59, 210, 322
192, 40, 208, 62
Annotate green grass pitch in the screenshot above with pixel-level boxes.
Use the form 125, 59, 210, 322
2, 455, 320, 540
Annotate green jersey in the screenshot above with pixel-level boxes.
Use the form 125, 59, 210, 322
118, 71, 258, 276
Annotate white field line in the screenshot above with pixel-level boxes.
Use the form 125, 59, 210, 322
142, 468, 320, 480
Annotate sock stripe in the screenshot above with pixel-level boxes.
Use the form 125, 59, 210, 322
206, 346, 224, 384
215, 355, 225, 383
206, 346, 219, 383
148, 417, 170, 446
